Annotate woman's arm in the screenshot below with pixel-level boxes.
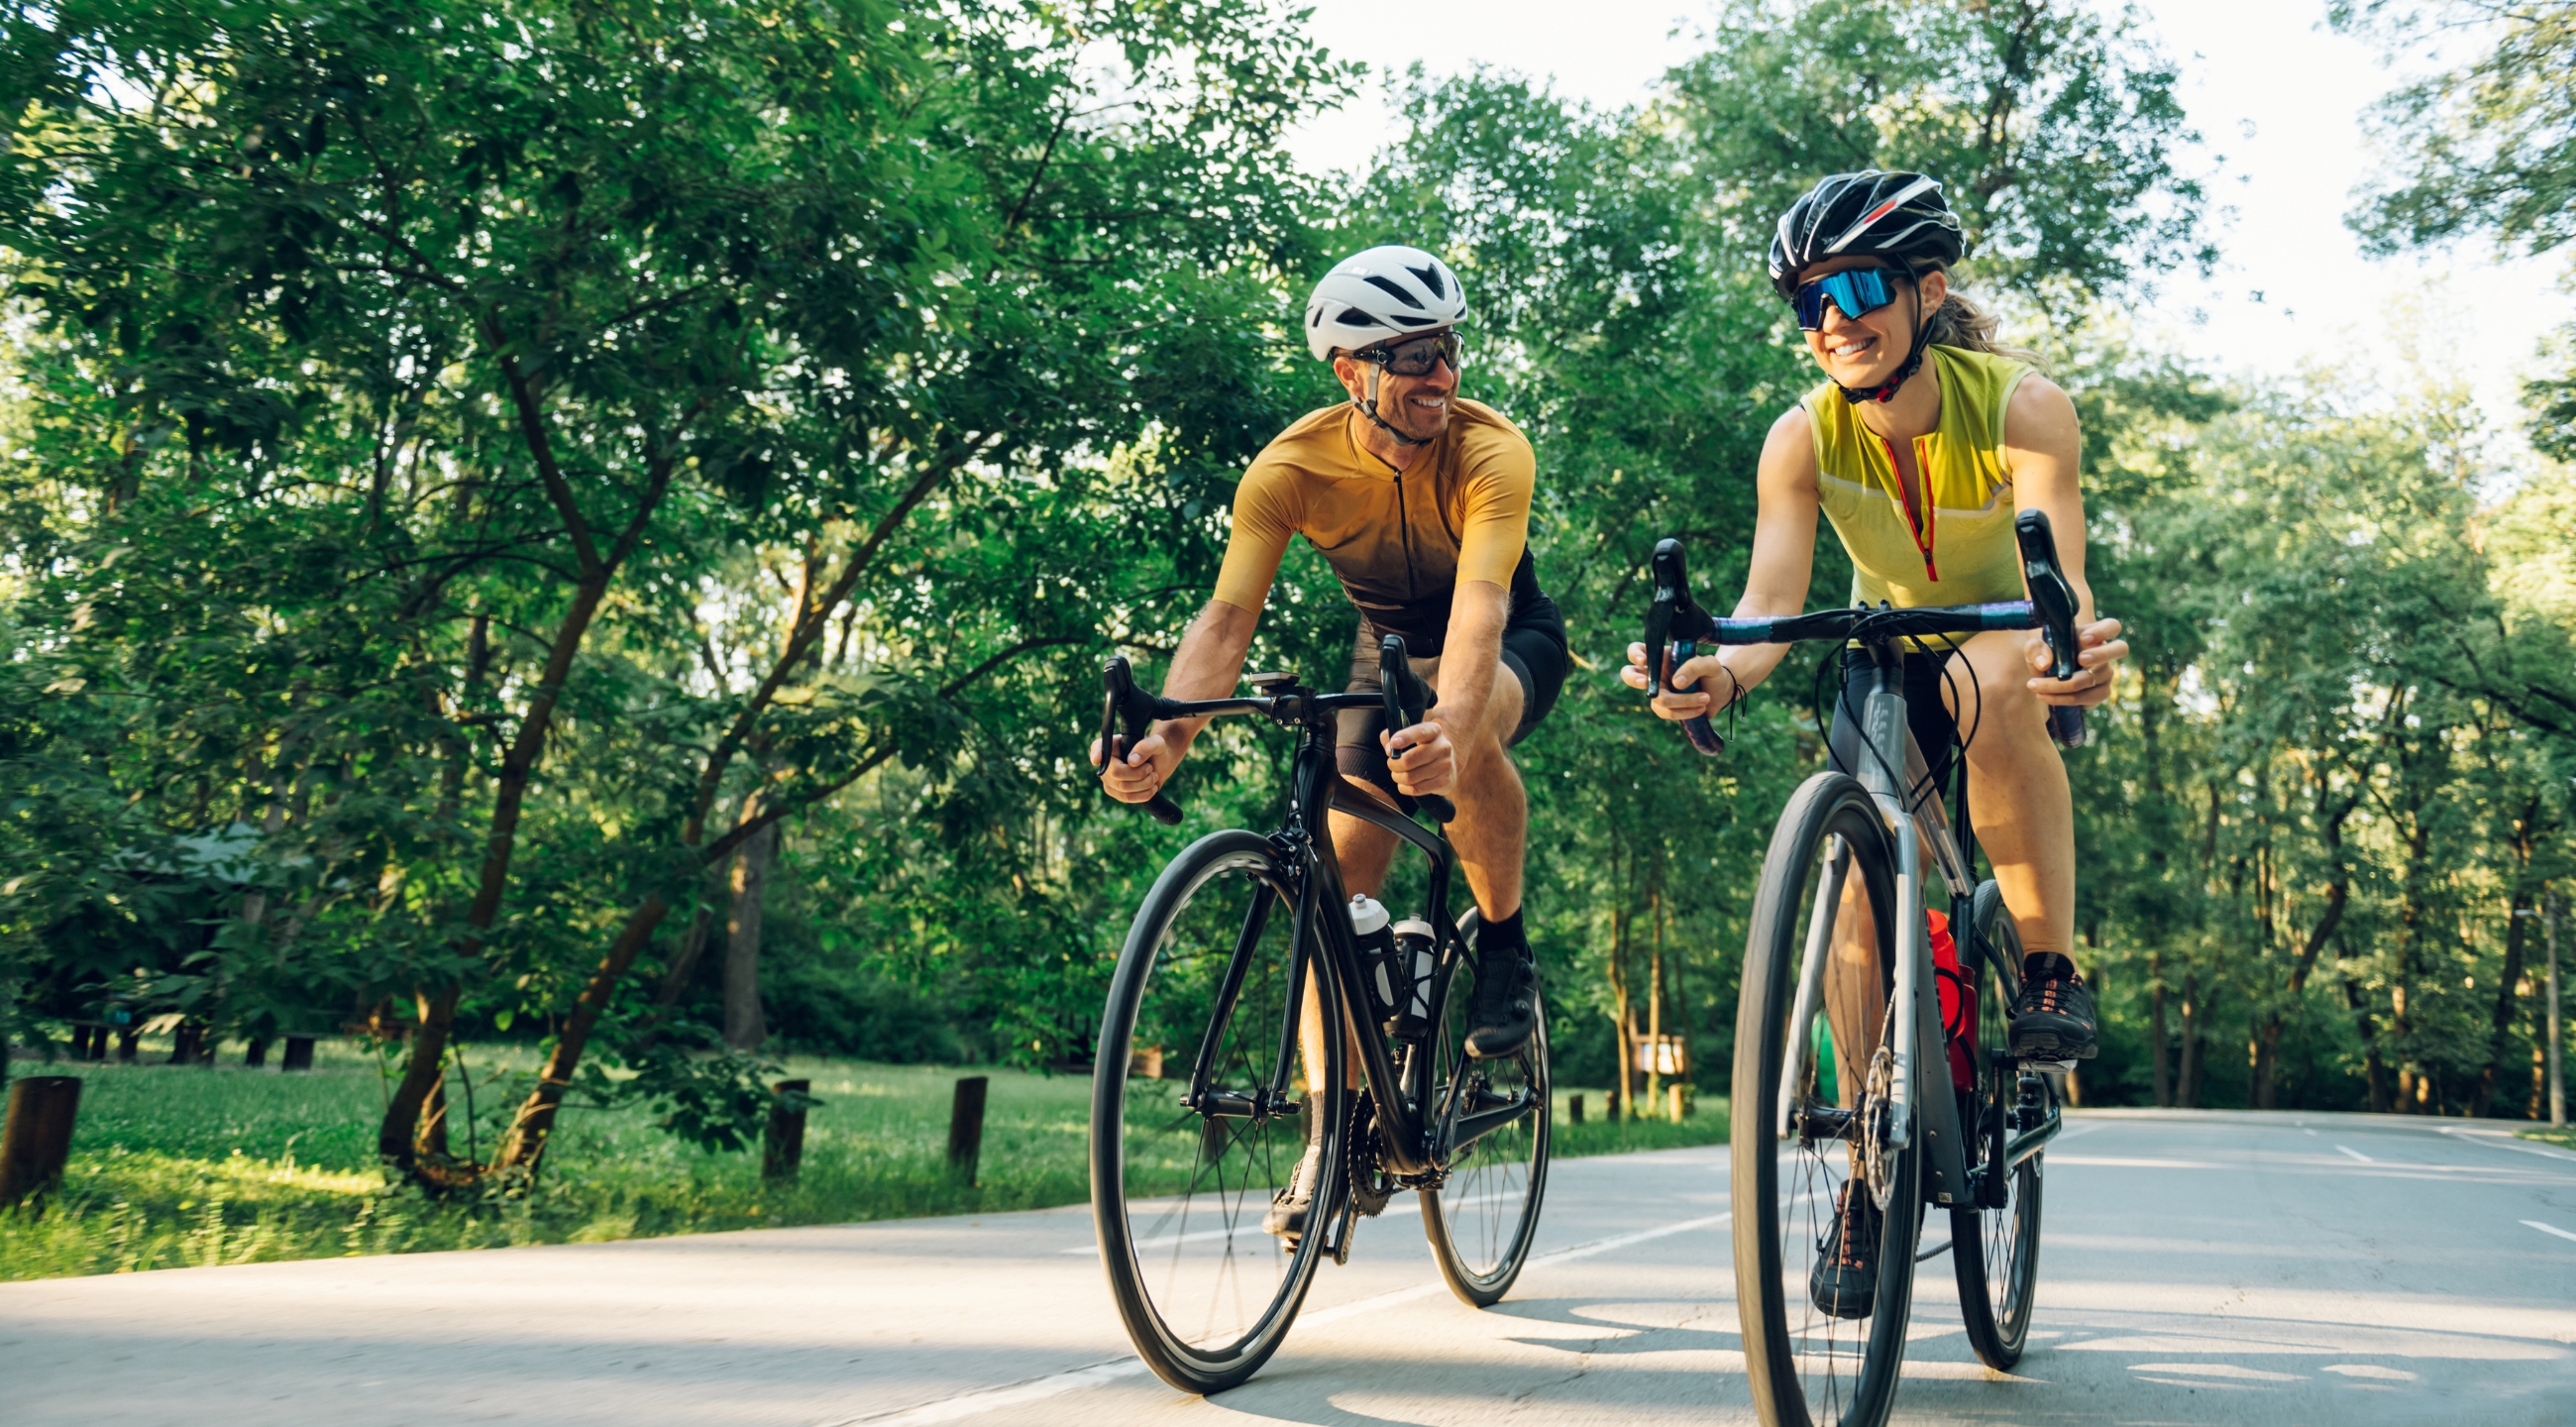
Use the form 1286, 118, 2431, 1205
1622, 406, 1821, 717
2001, 375, 2127, 709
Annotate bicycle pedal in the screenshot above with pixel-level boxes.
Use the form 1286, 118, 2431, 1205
2018, 1057, 2076, 1073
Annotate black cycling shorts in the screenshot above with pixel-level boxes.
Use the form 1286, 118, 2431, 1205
1337, 601, 1569, 800
1826, 645, 1965, 800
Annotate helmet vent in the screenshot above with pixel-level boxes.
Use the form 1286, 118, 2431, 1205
1408, 265, 1446, 299
1361, 274, 1425, 309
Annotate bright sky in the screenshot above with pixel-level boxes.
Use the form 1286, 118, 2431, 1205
1281, 0, 2575, 446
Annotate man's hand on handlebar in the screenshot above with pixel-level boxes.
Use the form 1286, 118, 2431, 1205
2024, 617, 2126, 709
1094, 725, 1184, 805
1619, 642, 1742, 722
1382, 719, 1455, 798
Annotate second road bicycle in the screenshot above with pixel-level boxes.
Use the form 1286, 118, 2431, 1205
1085, 634, 1551, 1393
1647, 508, 2082, 1427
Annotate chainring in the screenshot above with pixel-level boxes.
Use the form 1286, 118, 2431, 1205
1347, 1088, 1396, 1217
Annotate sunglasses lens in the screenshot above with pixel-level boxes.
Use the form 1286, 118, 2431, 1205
1792, 270, 1897, 329
1383, 334, 1462, 376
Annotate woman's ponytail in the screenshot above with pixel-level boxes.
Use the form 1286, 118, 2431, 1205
1920, 274, 2045, 370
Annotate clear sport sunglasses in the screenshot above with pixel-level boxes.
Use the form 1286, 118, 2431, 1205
1790, 268, 1900, 330
1354, 331, 1465, 376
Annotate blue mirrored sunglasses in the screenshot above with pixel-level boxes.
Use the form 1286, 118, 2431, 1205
1791, 269, 1899, 330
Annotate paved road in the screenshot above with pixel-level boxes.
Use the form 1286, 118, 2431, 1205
5, 1111, 2573, 1425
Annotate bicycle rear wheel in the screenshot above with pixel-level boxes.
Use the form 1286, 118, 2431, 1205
1421, 911, 1551, 1306
1951, 879, 2044, 1370
1733, 772, 1919, 1427
1091, 831, 1340, 1394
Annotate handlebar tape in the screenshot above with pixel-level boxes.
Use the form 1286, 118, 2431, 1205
1648, 538, 1726, 757
2012, 510, 2089, 751
1377, 634, 1457, 824
1097, 656, 1182, 823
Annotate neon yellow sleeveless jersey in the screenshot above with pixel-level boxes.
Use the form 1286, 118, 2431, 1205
1801, 344, 2032, 613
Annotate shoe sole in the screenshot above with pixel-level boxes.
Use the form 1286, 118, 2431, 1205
2007, 1031, 2099, 1060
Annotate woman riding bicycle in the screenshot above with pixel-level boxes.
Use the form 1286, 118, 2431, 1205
1622, 169, 2127, 1307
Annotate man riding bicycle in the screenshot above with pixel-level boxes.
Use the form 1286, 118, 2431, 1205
1098, 244, 1569, 1240
1622, 172, 2128, 1315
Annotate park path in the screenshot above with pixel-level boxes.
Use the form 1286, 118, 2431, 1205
4, 1111, 2573, 1425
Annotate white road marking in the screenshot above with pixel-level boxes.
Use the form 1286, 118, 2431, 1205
2438, 1127, 2576, 1164
2049, 1156, 2221, 1169
2336, 1145, 2374, 1163
2522, 1219, 2576, 1244
842, 1209, 1731, 1426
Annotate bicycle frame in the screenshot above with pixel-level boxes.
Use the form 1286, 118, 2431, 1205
1098, 660, 1540, 1185
1657, 509, 2090, 1213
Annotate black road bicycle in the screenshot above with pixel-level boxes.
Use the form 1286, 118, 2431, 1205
1646, 509, 2084, 1427
1085, 635, 1550, 1393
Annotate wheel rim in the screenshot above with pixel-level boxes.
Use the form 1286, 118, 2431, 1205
1111, 852, 1323, 1361
1428, 981, 1549, 1288
1756, 800, 1909, 1420
1966, 903, 2039, 1352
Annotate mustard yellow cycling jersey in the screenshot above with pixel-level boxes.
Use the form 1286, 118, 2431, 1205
1214, 398, 1546, 656
1803, 345, 2032, 611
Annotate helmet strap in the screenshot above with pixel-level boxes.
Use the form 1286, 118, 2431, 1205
1836, 259, 1933, 406
1356, 363, 1436, 448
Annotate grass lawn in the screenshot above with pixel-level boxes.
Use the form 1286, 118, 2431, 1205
2522, 1124, 2575, 1151
1, 1041, 1722, 1281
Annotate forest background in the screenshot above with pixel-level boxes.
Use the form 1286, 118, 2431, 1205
4, 0, 2574, 1203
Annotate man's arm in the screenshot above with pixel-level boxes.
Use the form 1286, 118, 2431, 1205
1096, 598, 1258, 804
1382, 581, 1507, 798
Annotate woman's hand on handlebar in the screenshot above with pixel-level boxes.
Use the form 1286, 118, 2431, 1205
1620, 642, 1741, 720
1094, 725, 1184, 804
2025, 616, 2126, 708
1382, 719, 1455, 798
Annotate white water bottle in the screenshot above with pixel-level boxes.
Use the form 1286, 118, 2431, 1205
1348, 895, 1399, 1016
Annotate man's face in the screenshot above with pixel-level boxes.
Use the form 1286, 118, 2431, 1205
1332, 329, 1460, 443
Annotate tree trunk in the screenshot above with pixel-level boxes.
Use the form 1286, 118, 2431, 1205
2150, 948, 2171, 1108
2473, 891, 2533, 1119
2176, 970, 2200, 1109
723, 815, 777, 1052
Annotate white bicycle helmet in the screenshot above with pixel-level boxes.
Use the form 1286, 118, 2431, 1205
1303, 246, 1467, 361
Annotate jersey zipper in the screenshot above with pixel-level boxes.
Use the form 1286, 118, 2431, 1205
1878, 433, 1940, 582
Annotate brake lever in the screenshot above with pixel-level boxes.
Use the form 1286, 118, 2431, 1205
1097, 656, 1183, 824
2011, 510, 2088, 751
1376, 634, 1457, 824
1648, 538, 1726, 756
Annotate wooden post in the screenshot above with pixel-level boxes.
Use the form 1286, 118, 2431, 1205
1604, 1084, 1620, 1121
947, 1075, 989, 1186
115, 1028, 138, 1062
1668, 1082, 1691, 1121
244, 1037, 269, 1068
1567, 1093, 1584, 1126
280, 1036, 316, 1072
763, 1078, 811, 1181
1, 1076, 81, 1209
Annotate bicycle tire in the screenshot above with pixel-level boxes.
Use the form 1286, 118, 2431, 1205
1951, 879, 2044, 1370
1091, 830, 1342, 1394
1420, 913, 1551, 1306
1732, 771, 1921, 1427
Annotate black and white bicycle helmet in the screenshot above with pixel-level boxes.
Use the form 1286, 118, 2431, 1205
1768, 170, 1965, 299
1303, 245, 1467, 362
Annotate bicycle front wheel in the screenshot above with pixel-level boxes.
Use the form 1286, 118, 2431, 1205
1952, 878, 2044, 1370
1091, 830, 1339, 1394
1421, 914, 1551, 1306
1732, 772, 1919, 1427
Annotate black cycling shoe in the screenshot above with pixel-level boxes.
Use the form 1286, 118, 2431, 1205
1809, 1180, 1881, 1320
1261, 1142, 1326, 1243
1463, 913, 1537, 1060
2008, 953, 2099, 1060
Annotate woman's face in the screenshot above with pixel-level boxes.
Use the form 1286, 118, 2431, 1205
1797, 256, 1948, 391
